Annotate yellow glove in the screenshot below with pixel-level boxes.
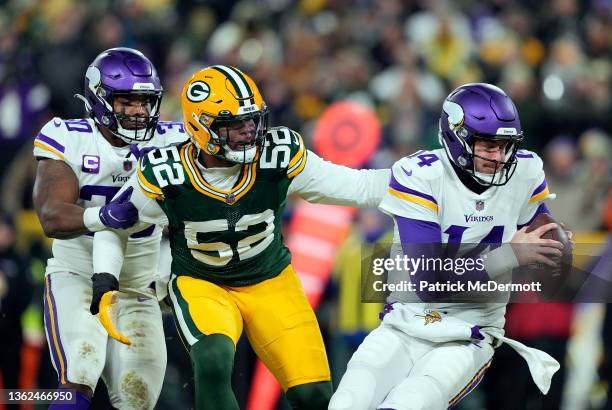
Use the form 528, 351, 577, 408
98, 291, 132, 346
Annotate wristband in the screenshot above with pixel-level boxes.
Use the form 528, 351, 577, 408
83, 206, 105, 232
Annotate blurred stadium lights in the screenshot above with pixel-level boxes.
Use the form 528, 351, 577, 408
543, 74, 565, 100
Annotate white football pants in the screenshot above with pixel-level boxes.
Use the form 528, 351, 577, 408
329, 324, 494, 410
43, 271, 167, 410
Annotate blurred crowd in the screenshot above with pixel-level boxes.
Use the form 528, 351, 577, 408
0, 0, 611, 409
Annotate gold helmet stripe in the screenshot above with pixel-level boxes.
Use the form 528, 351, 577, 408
211, 65, 255, 106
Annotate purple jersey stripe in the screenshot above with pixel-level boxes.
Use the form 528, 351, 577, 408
43, 276, 61, 380
44, 275, 69, 384
389, 174, 438, 204
449, 359, 492, 407
396, 216, 441, 244
36, 133, 65, 153
130, 225, 156, 238
531, 178, 547, 197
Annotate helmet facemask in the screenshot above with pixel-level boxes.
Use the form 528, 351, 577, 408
106, 91, 162, 143
445, 125, 523, 186
195, 107, 268, 164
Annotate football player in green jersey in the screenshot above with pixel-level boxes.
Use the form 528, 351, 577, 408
90, 65, 390, 409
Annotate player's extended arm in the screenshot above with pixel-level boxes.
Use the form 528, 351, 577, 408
91, 228, 132, 345
90, 173, 166, 345
288, 150, 391, 207
33, 159, 139, 239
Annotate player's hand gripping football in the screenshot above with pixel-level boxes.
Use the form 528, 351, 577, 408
90, 272, 132, 346
511, 222, 564, 267
98, 187, 138, 229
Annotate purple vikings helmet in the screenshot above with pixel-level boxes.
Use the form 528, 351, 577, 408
75, 48, 162, 143
439, 83, 523, 186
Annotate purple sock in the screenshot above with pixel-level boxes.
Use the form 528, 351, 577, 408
49, 389, 91, 410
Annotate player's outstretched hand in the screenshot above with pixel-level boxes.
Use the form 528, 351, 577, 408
511, 223, 564, 267
99, 187, 138, 229
90, 273, 132, 346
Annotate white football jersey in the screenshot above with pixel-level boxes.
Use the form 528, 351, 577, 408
379, 148, 551, 327
33, 117, 187, 290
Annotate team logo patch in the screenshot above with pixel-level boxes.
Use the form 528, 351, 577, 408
415, 309, 442, 326
475, 200, 485, 211
82, 155, 100, 174
186, 81, 210, 102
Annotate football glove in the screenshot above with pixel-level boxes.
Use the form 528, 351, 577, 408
98, 187, 138, 229
90, 273, 132, 346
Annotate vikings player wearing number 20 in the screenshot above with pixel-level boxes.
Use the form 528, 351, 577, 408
330, 84, 570, 410
91, 65, 390, 410
32, 48, 186, 409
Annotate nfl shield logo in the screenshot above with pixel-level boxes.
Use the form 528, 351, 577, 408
475, 200, 485, 211
123, 160, 133, 171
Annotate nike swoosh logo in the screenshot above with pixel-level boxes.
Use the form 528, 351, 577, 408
137, 296, 150, 302
108, 210, 119, 222
401, 167, 413, 176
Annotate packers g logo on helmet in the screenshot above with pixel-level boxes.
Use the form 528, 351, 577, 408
186, 81, 210, 102
180, 65, 268, 164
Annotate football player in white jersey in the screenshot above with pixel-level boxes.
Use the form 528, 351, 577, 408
32, 48, 186, 410
329, 83, 569, 410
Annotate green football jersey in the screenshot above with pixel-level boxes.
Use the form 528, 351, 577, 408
137, 126, 308, 286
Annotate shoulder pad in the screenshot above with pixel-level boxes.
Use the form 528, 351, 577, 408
61, 118, 95, 134
394, 150, 445, 182
382, 152, 441, 218
264, 126, 299, 148
138, 144, 186, 198
513, 149, 544, 183
33, 117, 70, 160
154, 121, 188, 145
261, 127, 305, 173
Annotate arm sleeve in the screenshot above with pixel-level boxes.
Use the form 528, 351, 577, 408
288, 149, 390, 207
92, 172, 167, 279
93, 230, 129, 279
33, 118, 68, 161
378, 158, 440, 223
517, 202, 552, 229
157, 121, 189, 145
517, 156, 555, 225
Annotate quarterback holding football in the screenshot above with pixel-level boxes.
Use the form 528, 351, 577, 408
330, 83, 571, 410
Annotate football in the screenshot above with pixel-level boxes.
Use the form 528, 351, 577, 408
524, 213, 573, 296
525, 213, 569, 243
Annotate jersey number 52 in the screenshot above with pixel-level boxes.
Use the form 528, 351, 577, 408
184, 209, 275, 266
